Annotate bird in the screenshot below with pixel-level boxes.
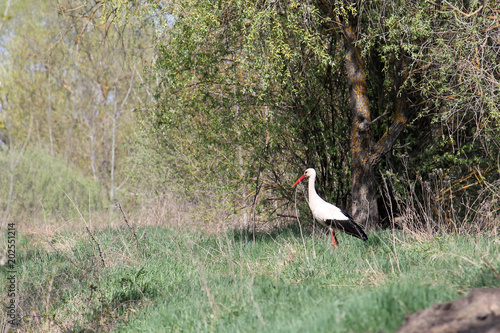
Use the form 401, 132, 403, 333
292, 168, 368, 248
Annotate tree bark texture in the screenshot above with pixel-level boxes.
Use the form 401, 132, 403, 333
342, 17, 380, 229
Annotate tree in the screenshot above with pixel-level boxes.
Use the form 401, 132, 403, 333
140, 0, 410, 228
389, 1, 500, 229
308, 1, 412, 229
107, 0, 499, 231
0, 0, 150, 208
137, 0, 355, 223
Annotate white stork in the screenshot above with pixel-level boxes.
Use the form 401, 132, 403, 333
293, 168, 368, 247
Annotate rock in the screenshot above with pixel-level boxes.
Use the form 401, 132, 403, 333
397, 288, 500, 333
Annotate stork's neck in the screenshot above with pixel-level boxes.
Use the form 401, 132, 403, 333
308, 173, 319, 202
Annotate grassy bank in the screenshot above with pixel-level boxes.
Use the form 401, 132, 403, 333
0, 147, 108, 223
6, 223, 499, 332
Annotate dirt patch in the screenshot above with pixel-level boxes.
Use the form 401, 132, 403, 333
397, 288, 500, 333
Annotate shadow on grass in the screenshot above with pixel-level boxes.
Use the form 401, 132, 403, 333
227, 221, 314, 244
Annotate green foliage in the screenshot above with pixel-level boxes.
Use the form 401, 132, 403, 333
0, 147, 108, 220
140, 0, 500, 229
0, 0, 147, 205
2, 0, 499, 232
352, 0, 500, 227
400, 1, 500, 174
139, 0, 354, 218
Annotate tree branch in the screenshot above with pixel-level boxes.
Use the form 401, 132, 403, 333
370, 59, 409, 166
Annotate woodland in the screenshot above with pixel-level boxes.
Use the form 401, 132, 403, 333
1, 1, 500, 332
2, 0, 499, 232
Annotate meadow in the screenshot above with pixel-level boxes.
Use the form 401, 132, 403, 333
8, 218, 500, 332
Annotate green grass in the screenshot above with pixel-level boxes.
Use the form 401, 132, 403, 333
0, 147, 108, 221
8, 225, 500, 332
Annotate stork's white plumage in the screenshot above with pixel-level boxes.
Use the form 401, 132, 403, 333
293, 168, 368, 247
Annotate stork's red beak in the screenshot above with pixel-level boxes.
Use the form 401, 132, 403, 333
292, 174, 306, 187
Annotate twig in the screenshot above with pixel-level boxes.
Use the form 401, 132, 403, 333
369, 109, 390, 125
442, 0, 483, 18
116, 202, 139, 247
86, 226, 106, 267
483, 257, 500, 280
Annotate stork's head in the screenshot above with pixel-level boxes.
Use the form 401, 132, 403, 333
292, 168, 316, 187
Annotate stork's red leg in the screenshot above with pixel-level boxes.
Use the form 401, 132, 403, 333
331, 231, 338, 248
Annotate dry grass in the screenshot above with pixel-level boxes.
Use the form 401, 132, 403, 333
380, 165, 500, 237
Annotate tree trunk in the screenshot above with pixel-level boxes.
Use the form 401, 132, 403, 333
313, 2, 409, 230
342, 17, 379, 229
342, 15, 408, 230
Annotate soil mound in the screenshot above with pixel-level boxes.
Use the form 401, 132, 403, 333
397, 288, 500, 333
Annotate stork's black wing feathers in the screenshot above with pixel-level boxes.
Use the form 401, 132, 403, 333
325, 218, 368, 241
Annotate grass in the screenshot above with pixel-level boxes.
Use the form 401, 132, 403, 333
0, 146, 108, 222
6, 222, 500, 332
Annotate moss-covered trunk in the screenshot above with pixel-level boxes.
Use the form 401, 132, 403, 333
342, 17, 379, 229
338, 13, 409, 230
